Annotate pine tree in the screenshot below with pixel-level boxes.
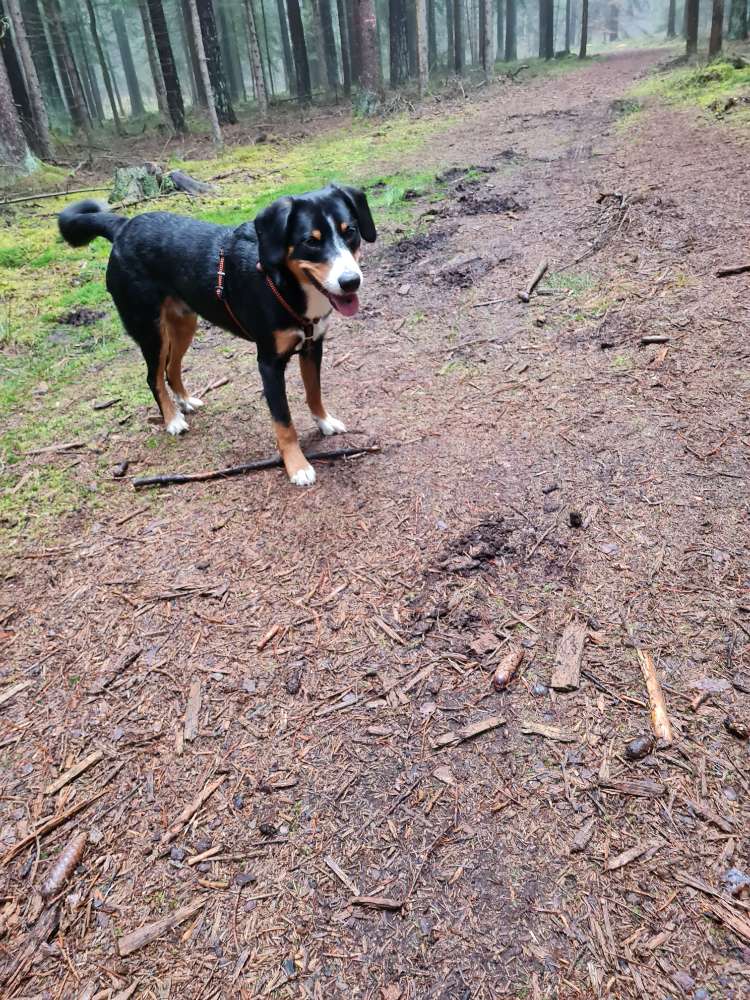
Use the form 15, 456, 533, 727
0, 43, 36, 176
112, 7, 145, 116
186, 0, 222, 146
287, 0, 312, 101
147, 0, 187, 130
243, 0, 269, 112
6, 0, 54, 157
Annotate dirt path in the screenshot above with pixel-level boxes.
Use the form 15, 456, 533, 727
2, 50, 750, 1000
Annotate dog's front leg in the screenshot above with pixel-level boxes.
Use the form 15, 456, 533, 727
299, 339, 346, 436
258, 354, 315, 486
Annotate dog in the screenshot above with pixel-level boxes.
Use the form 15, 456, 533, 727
58, 186, 376, 485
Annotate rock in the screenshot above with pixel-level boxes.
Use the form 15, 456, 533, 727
234, 872, 257, 887
112, 460, 129, 479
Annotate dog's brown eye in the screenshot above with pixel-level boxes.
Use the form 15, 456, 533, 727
304, 233, 321, 247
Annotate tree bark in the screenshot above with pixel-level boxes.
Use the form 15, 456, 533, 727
453, 0, 464, 70
138, 0, 170, 120
181, 0, 208, 105
0, 43, 36, 177
243, 0, 269, 112
539, 0, 554, 57
147, 0, 186, 130
6, 0, 54, 157
42, 0, 90, 131
416, 0, 429, 92
112, 8, 146, 116
505, 0, 516, 58
287, 0, 312, 101
666, 0, 676, 36
685, 0, 699, 53
84, 0, 123, 133
389, 0, 409, 84
21, 0, 66, 118
195, 0, 237, 123
579, 0, 588, 56
353, 0, 381, 95
709, 0, 724, 51
186, 0, 222, 146
336, 0, 352, 92
347, 0, 361, 83
728, 0, 748, 37
276, 0, 296, 93
480, 0, 493, 75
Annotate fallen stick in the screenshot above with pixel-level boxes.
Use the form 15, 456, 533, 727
350, 895, 403, 911
45, 750, 104, 795
521, 720, 578, 743
432, 715, 504, 749
636, 648, 673, 745
183, 678, 201, 742
640, 335, 671, 345
518, 260, 549, 303
716, 264, 750, 278
0, 680, 32, 708
195, 376, 230, 397
159, 775, 226, 846
117, 898, 205, 957
1, 788, 108, 866
133, 445, 381, 489
0, 184, 109, 206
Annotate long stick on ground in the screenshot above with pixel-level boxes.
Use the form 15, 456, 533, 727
133, 445, 380, 489
518, 260, 549, 302
637, 648, 673, 745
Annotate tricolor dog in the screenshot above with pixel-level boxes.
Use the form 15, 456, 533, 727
58, 186, 376, 485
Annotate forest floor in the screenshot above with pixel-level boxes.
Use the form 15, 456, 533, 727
2, 46, 750, 1000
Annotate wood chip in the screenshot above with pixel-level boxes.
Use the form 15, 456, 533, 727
606, 839, 660, 871
0, 680, 32, 709
185, 844, 223, 867
45, 750, 104, 796
117, 898, 205, 956
550, 622, 586, 691
521, 720, 577, 742
600, 778, 665, 797
703, 901, 750, 944
183, 678, 201, 742
683, 798, 733, 834
160, 776, 226, 846
257, 624, 282, 651
323, 855, 360, 895
570, 818, 595, 854
350, 895, 404, 911
432, 715, 504, 749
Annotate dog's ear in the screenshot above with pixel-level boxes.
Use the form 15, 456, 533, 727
254, 196, 293, 276
334, 185, 376, 243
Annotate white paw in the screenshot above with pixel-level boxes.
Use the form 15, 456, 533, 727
177, 395, 204, 413
290, 463, 316, 486
315, 413, 347, 436
165, 413, 189, 435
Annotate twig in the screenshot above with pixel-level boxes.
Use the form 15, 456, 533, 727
518, 260, 549, 302
117, 898, 205, 957
133, 445, 381, 489
716, 264, 750, 278
1, 788, 109, 866
0, 185, 109, 206
636, 648, 673, 745
159, 776, 226, 846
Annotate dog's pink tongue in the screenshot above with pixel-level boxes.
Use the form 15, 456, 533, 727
332, 293, 359, 317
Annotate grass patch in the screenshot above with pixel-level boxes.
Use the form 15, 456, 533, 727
545, 271, 596, 295
630, 56, 750, 121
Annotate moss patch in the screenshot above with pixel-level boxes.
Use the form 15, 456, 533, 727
630, 57, 750, 122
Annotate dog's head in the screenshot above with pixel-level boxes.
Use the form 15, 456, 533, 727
254, 185, 376, 317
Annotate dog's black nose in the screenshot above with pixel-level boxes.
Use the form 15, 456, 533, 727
338, 271, 361, 293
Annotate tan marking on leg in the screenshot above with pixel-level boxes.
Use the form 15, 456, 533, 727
156, 304, 180, 427
274, 420, 313, 482
274, 328, 302, 356
299, 353, 326, 420
164, 302, 198, 400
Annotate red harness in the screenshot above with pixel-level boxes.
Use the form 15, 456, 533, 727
216, 248, 328, 351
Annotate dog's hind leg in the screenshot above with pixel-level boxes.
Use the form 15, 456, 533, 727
107, 266, 186, 434
162, 298, 203, 413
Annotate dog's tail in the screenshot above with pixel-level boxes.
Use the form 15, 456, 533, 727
58, 199, 126, 248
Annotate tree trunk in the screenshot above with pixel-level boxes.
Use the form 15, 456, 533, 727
138, 0, 169, 119
287, 0, 312, 101
427, 0, 437, 67
181, 0, 209, 105
276, 0, 296, 92
104, 44, 126, 118
389, 0, 409, 84
0, 0, 35, 141
505, 0, 516, 57
217, 1, 245, 101
539, 0, 554, 57
685, 0, 699, 52
112, 8, 145, 116
147, 0, 186, 130
195, 0, 236, 123
579, 0, 588, 56
453, 0, 464, 70
72, 12, 102, 122
416, 0, 429, 92
186, 0, 222, 146
256, 0, 275, 95
666, 0, 676, 35
606, 0, 619, 39
407, 0, 418, 77
709, 0, 724, 51
42, 0, 90, 131
6, 0, 53, 157
447, 0, 455, 64
496, 0, 505, 54
177, 1, 202, 105
336, 0, 352, 92
21, 0, 66, 118
570, 0, 578, 48
0, 45, 37, 177
316, 0, 340, 90
480, 0, 493, 74
353, 0, 381, 95
465, 0, 475, 64
347, 0, 361, 83
243, 0, 269, 112
728, 0, 748, 37
565, 0, 571, 48
84, 0, 123, 133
